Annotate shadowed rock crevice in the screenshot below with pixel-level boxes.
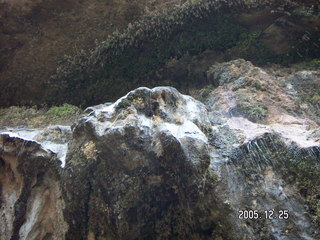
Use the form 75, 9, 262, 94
11, 181, 31, 240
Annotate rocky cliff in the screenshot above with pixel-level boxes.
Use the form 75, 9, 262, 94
1, 60, 319, 239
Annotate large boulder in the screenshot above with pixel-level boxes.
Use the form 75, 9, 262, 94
63, 87, 222, 239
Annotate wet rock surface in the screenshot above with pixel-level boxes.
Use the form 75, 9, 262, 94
63, 79, 319, 239
197, 59, 320, 239
0, 134, 67, 240
1, 60, 320, 239
0, 125, 72, 167
63, 87, 219, 239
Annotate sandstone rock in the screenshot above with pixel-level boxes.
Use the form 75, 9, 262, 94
0, 134, 67, 240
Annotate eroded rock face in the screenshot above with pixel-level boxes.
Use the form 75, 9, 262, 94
63, 87, 221, 239
0, 135, 67, 240
0, 60, 320, 239
201, 59, 320, 239
205, 59, 320, 146
0, 125, 72, 167
64, 82, 319, 239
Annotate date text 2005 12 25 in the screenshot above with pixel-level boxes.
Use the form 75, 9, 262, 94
238, 209, 289, 220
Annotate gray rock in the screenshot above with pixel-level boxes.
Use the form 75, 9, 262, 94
62, 86, 319, 239
63, 87, 218, 239
1, 63, 320, 239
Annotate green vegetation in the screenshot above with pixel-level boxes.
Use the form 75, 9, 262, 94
311, 94, 320, 105
46, 0, 320, 108
278, 147, 320, 229
234, 30, 287, 65
52, 17, 248, 107
0, 104, 81, 128
195, 84, 215, 102
297, 83, 320, 120
49, 0, 251, 107
233, 103, 268, 123
236, 28, 320, 66
115, 99, 131, 111
47, 103, 81, 118
293, 59, 320, 70
248, 104, 267, 119
0, 106, 41, 127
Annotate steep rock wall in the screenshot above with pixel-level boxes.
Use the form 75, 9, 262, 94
0, 135, 67, 240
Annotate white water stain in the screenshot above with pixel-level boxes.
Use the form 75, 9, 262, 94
271, 123, 319, 148
157, 121, 208, 143
226, 117, 270, 143
0, 126, 70, 167
226, 117, 319, 148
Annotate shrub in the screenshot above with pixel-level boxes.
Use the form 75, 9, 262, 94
46, 104, 81, 118
49, 0, 250, 107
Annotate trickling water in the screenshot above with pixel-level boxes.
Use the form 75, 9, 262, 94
210, 132, 318, 240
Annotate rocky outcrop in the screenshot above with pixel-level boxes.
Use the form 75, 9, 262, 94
199, 59, 320, 238
63, 87, 221, 239
0, 125, 72, 167
63, 74, 319, 239
1, 60, 320, 239
0, 134, 67, 240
